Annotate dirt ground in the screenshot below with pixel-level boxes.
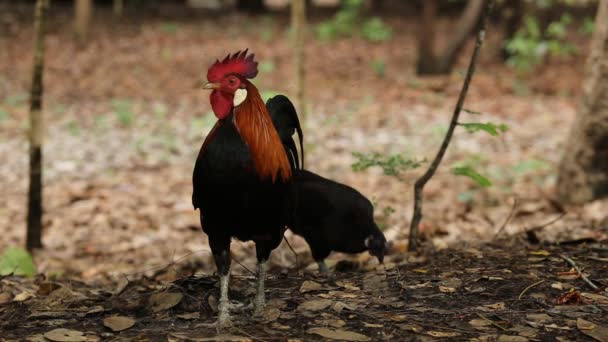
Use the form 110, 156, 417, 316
1, 240, 608, 341
1, 2, 608, 341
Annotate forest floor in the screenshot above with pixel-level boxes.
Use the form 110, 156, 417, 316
0, 2, 607, 340
2, 241, 608, 341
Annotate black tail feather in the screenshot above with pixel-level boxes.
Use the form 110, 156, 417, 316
266, 95, 305, 170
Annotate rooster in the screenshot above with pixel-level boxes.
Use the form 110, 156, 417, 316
192, 50, 303, 329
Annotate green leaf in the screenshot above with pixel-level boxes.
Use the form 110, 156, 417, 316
463, 108, 483, 115
451, 166, 492, 188
460, 122, 508, 137
261, 90, 280, 103
351, 152, 424, 176
0, 247, 37, 277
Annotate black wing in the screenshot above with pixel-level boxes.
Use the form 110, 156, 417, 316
266, 95, 304, 170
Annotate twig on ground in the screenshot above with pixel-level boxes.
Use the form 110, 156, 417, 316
518, 279, 545, 300
587, 256, 608, 262
476, 313, 507, 331
231, 256, 256, 277
493, 196, 519, 239
525, 212, 567, 244
123, 249, 211, 279
559, 254, 599, 290
283, 236, 300, 270
408, 0, 495, 251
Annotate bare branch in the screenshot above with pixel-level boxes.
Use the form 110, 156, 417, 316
408, 0, 495, 251
560, 254, 599, 290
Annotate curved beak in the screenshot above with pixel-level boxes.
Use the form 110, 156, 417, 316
203, 82, 220, 90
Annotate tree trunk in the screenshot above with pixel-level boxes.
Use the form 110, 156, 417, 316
27, 0, 48, 251
416, 0, 439, 74
236, 0, 266, 13
113, 0, 123, 17
74, 0, 92, 42
557, 0, 608, 204
416, 0, 486, 75
500, 0, 524, 60
291, 0, 306, 120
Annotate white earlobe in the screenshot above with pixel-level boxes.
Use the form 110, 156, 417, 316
364, 236, 371, 248
233, 88, 247, 107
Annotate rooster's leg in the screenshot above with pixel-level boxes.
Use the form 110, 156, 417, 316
211, 237, 232, 331
253, 260, 267, 315
317, 260, 330, 274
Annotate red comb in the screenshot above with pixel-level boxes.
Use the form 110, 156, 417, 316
207, 49, 258, 82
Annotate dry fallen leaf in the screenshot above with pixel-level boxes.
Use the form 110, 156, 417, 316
0, 292, 12, 304
299, 280, 322, 293
509, 325, 538, 337
267, 299, 287, 309
581, 292, 608, 305
525, 313, 551, 323
439, 286, 456, 293
103, 315, 135, 332
297, 299, 332, 311
14, 291, 34, 302
427, 331, 460, 338
336, 281, 360, 291
477, 302, 506, 312
169, 333, 251, 342
44, 328, 87, 342
363, 322, 383, 328
271, 322, 291, 330
261, 307, 281, 323
176, 312, 200, 320
529, 250, 550, 256
497, 335, 529, 342
149, 292, 183, 312
412, 269, 429, 273
332, 301, 357, 313
469, 318, 492, 328
307, 327, 371, 341
390, 315, 408, 322
363, 273, 387, 290
577, 318, 608, 342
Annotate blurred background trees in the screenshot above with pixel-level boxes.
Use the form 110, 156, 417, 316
0, 0, 605, 257
557, 0, 608, 204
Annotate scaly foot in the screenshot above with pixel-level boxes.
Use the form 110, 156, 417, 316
214, 298, 233, 331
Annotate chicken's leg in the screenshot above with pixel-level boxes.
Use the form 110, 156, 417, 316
254, 260, 267, 315
210, 238, 232, 331
317, 260, 330, 274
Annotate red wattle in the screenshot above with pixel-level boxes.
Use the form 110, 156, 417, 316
210, 90, 233, 119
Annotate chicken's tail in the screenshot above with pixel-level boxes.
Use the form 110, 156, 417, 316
266, 95, 304, 170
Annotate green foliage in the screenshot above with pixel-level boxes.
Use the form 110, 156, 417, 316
376, 205, 395, 231
0, 247, 37, 277
0, 108, 7, 122
315, 0, 392, 42
370, 59, 386, 77
4, 93, 27, 106
451, 165, 492, 188
159, 22, 179, 34
351, 152, 424, 177
460, 122, 509, 137
112, 99, 135, 127
261, 90, 280, 103
67, 120, 80, 136
361, 17, 392, 42
579, 17, 594, 35
259, 61, 276, 74
506, 14, 577, 72
512, 158, 550, 174
260, 16, 275, 42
